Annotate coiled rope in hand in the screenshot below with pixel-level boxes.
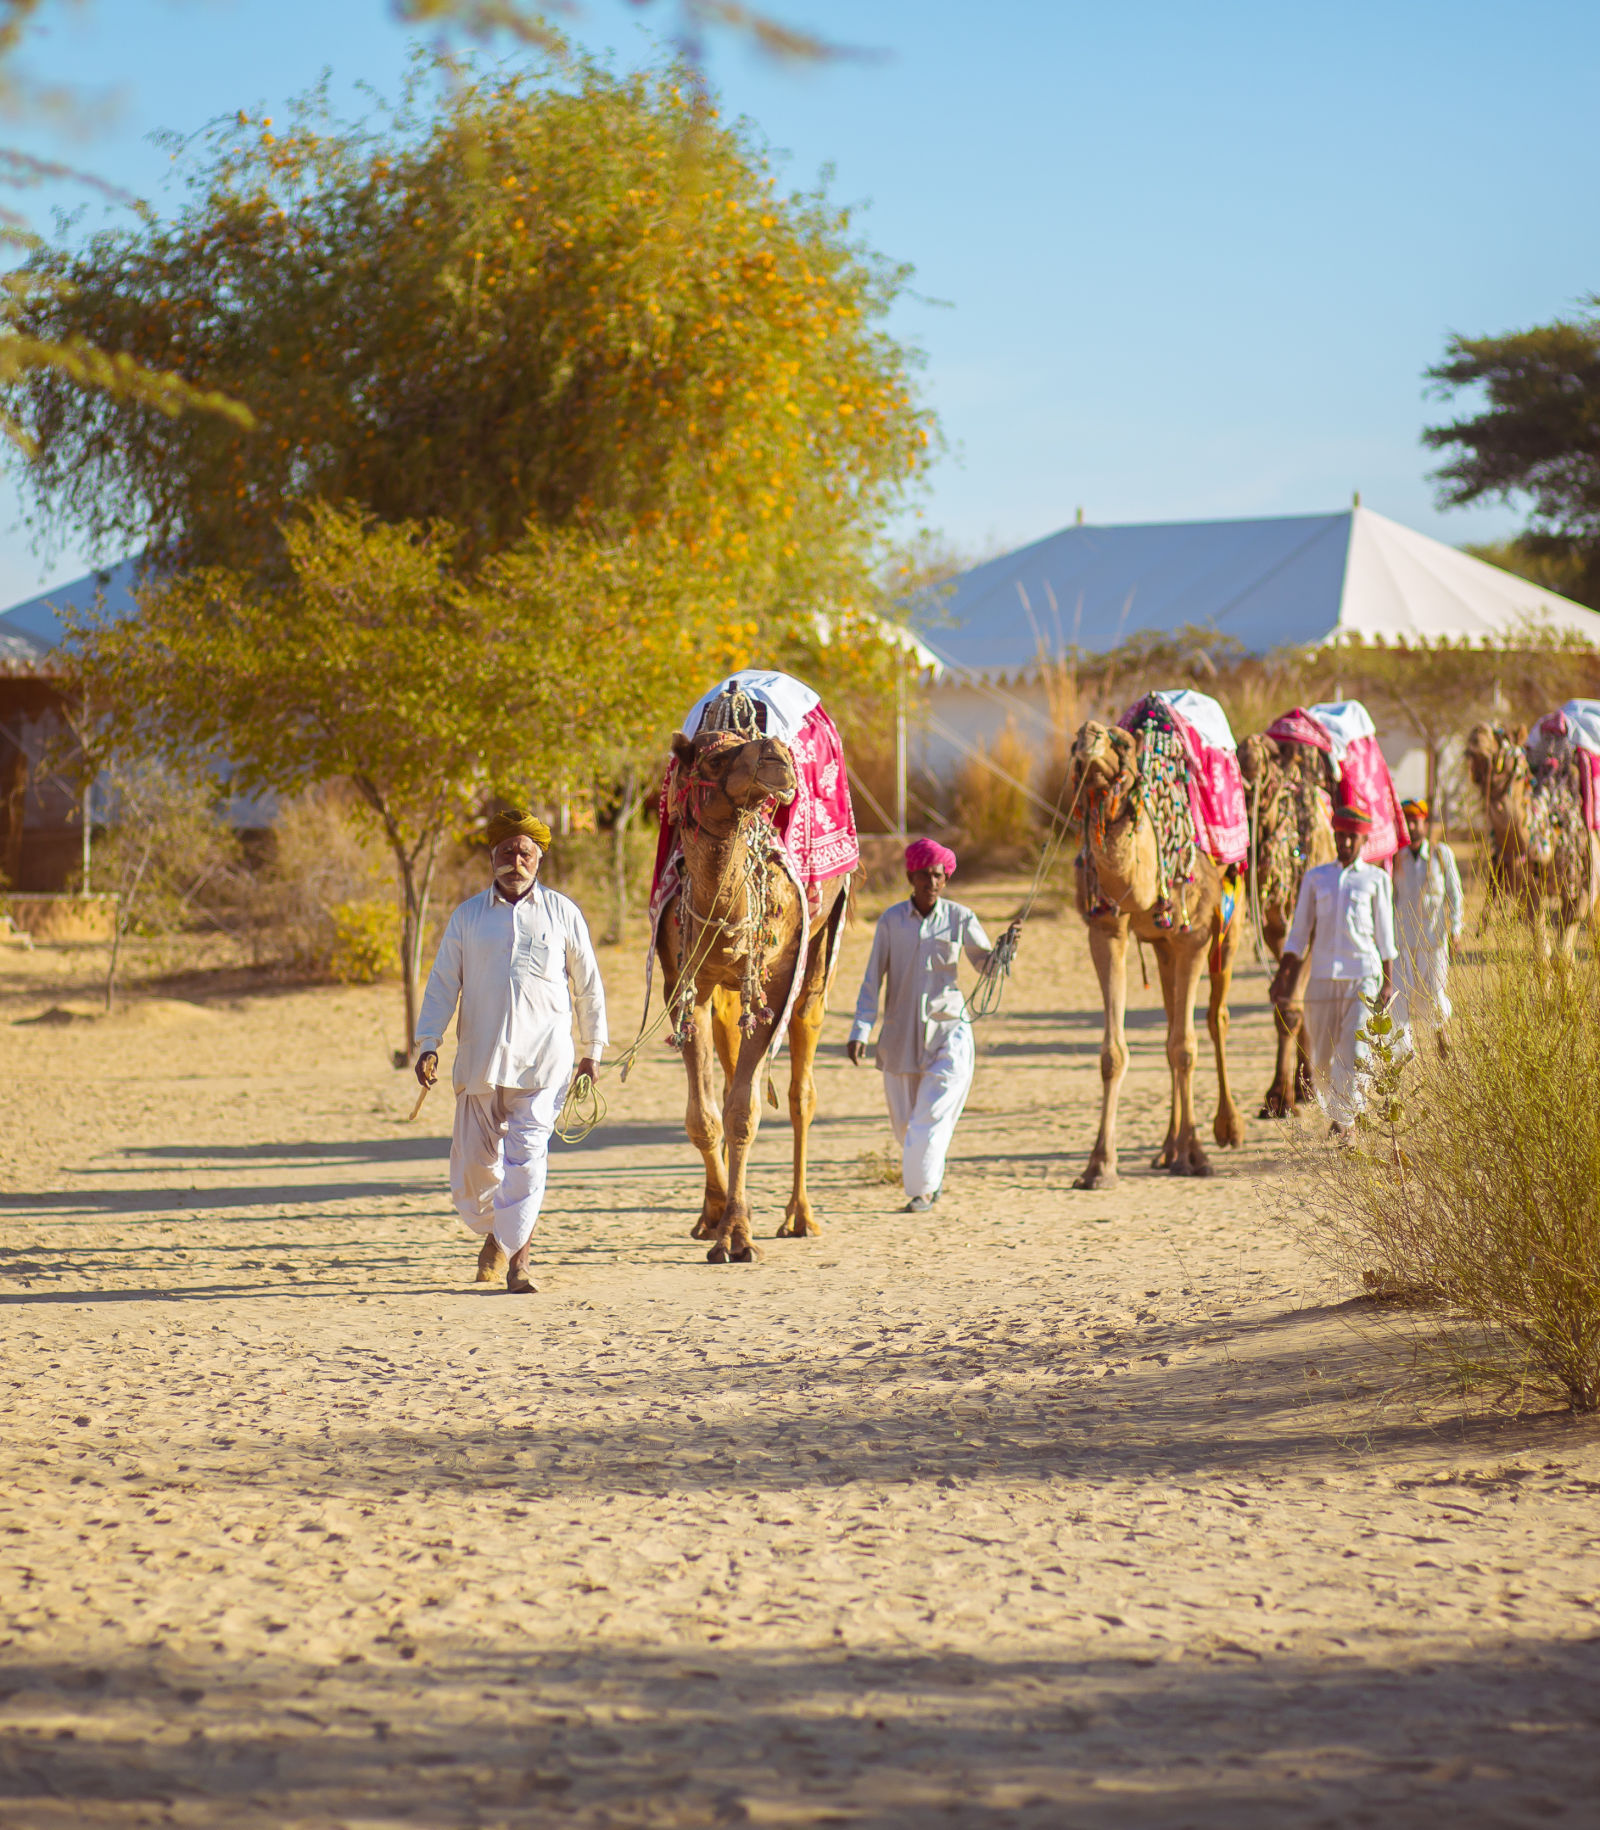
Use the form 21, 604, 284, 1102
554, 1070, 607, 1145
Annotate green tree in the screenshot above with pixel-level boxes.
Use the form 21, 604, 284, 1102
7, 45, 931, 603
61, 503, 614, 1051
1425, 313, 1600, 609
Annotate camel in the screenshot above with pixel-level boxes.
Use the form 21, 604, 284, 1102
655, 727, 851, 1262
1464, 723, 1600, 959
1237, 731, 1337, 1116
1067, 719, 1245, 1189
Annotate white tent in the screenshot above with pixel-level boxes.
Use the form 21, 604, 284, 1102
917, 505, 1598, 679
912, 506, 1599, 807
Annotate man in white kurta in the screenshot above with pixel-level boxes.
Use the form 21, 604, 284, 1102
1392, 796, 1463, 1046
414, 811, 606, 1294
847, 839, 1018, 1212
1271, 797, 1396, 1133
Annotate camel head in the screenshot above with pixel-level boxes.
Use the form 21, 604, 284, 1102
669, 729, 797, 832
1465, 722, 1533, 842
1068, 721, 1139, 826
1237, 732, 1284, 799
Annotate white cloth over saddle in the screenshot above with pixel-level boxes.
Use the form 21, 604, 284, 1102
681, 670, 821, 744
1306, 699, 1377, 769
1155, 688, 1238, 755
1559, 700, 1600, 753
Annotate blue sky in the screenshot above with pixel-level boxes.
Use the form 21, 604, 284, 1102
2, 0, 1597, 605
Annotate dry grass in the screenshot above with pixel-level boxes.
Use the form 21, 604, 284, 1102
1287, 918, 1600, 1411
952, 719, 1037, 852
855, 1143, 901, 1186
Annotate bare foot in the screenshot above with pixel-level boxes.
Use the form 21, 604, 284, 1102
475, 1237, 507, 1284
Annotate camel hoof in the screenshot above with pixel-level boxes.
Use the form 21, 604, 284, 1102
775, 1220, 795, 1238
730, 1244, 763, 1263
1074, 1167, 1116, 1191
1172, 1159, 1215, 1179
706, 1244, 729, 1264
690, 1219, 715, 1240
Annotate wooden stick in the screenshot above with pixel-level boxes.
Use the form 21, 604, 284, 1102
407, 1082, 431, 1122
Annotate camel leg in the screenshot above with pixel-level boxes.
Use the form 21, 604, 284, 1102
711, 984, 740, 1093
709, 1025, 775, 1264
778, 937, 828, 1240
1208, 910, 1245, 1149
679, 993, 730, 1240
1165, 940, 1212, 1177
1151, 942, 1180, 1168
1075, 921, 1129, 1191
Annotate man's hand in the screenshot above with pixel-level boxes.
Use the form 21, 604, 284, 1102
846, 1040, 868, 1067
575, 1056, 600, 1084
415, 1050, 439, 1089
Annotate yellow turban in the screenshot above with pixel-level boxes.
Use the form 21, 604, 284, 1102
485, 808, 552, 850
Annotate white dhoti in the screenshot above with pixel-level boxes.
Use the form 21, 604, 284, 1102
1392, 942, 1451, 1038
881, 1021, 975, 1199
1303, 980, 1374, 1129
451, 1082, 566, 1253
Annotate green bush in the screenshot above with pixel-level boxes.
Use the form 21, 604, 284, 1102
1289, 920, 1600, 1411
329, 899, 401, 984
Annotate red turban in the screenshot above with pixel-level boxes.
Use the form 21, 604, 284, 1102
905, 837, 957, 876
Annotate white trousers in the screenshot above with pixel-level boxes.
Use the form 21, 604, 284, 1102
1303, 981, 1374, 1129
1393, 942, 1451, 1037
451, 1083, 565, 1254
881, 1022, 975, 1199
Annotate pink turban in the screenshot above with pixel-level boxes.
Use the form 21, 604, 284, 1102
905, 837, 957, 876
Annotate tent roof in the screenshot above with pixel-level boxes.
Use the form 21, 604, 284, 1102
916, 507, 1600, 678
0, 558, 143, 653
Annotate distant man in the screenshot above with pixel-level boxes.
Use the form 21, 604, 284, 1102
414, 810, 607, 1294
847, 839, 1020, 1213
1270, 795, 1396, 1135
1392, 796, 1463, 1050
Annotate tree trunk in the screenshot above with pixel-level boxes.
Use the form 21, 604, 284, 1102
609, 767, 639, 946
104, 842, 153, 1013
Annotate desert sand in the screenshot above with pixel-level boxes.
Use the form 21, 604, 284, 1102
2, 873, 1598, 1828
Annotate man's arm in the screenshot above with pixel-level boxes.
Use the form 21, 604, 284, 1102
1441, 843, 1464, 942
563, 904, 608, 1082
962, 909, 1021, 971
846, 917, 889, 1066
413, 909, 465, 1086
1271, 876, 1317, 1006
1374, 872, 1398, 1005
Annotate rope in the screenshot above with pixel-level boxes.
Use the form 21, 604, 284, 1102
1247, 771, 1266, 967
554, 1070, 606, 1144
965, 743, 1093, 1022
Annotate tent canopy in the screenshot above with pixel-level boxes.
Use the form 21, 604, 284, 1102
916, 507, 1600, 679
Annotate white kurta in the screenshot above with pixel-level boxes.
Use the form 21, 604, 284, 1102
849, 898, 992, 1198
416, 882, 607, 1252
1284, 860, 1397, 1127
1392, 841, 1463, 1033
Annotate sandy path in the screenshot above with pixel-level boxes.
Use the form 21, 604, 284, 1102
2, 879, 1598, 1827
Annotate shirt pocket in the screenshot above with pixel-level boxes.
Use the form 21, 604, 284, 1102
923, 938, 961, 973
515, 933, 554, 979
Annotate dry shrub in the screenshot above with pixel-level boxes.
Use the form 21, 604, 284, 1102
1288, 918, 1600, 1411
952, 718, 1037, 852
259, 784, 397, 972
856, 1143, 901, 1186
